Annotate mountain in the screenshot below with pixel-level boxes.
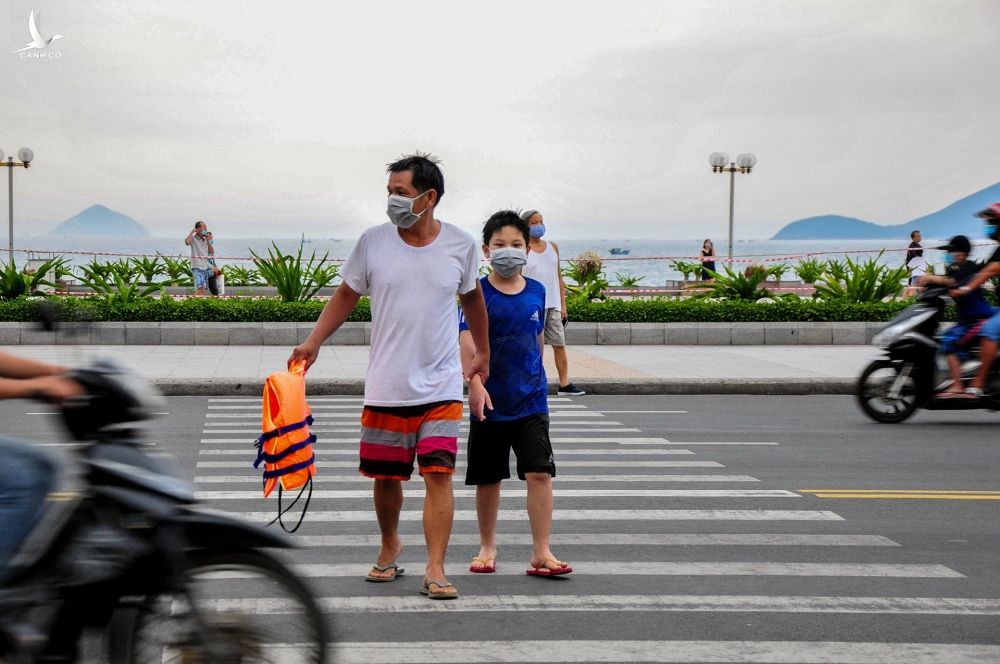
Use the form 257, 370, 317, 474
772, 181, 1000, 240
50, 204, 150, 237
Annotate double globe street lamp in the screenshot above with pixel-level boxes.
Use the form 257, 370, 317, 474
1, 147, 35, 265
709, 151, 757, 263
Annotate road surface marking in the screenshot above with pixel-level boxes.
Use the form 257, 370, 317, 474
288, 533, 900, 547
195, 489, 799, 500
193, 474, 759, 484
196, 459, 723, 469
222, 509, 843, 522
801, 489, 1000, 501
198, 448, 696, 456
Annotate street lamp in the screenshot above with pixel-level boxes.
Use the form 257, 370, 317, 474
1, 147, 34, 266
708, 151, 757, 263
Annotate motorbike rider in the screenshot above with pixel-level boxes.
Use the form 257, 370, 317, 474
919, 235, 997, 397
949, 204, 1000, 398
0, 351, 84, 581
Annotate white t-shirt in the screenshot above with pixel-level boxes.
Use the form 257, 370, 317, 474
907, 255, 927, 277
523, 241, 561, 311
340, 221, 479, 407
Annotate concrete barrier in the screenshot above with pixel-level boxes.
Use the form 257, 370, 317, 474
0, 321, 879, 345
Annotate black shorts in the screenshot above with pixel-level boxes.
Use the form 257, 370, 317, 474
465, 413, 555, 485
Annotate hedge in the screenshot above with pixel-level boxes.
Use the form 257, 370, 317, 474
0, 295, 938, 323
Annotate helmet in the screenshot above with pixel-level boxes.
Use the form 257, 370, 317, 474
974, 202, 1000, 219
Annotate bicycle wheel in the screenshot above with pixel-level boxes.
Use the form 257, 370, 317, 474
112, 549, 329, 664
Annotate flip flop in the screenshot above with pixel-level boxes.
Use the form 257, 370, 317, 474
937, 391, 968, 399
419, 579, 459, 600
526, 558, 573, 577
469, 556, 496, 574
365, 562, 404, 583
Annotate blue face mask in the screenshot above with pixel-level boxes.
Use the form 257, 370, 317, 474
986, 223, 999, 240
943, 253, 955, 267
529, 224, 546, 238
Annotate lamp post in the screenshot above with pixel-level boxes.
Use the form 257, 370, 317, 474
708, 151, 756, 263
1, 147, 34, 266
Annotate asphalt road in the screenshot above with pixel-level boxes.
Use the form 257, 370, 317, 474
4, 394, 1000, 663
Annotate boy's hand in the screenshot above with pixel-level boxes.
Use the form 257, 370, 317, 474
468, 377, 493, 422
26, 375, 85, 404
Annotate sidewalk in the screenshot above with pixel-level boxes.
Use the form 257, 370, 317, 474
1, 345, 881, 395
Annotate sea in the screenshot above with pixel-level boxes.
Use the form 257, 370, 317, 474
15, 235, 995, 286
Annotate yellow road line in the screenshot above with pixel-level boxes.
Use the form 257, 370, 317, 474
800, 489, 1000, 501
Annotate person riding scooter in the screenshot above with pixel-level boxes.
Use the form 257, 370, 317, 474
949, 204, 1000, 398
0, 351, 83, 581
919, 235, 996, 398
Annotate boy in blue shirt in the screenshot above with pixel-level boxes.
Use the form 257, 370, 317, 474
920, 235, 997, 397
459, 210, 572, 577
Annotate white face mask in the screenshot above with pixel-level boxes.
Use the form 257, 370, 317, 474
489, 247, 527, 278
386, 191, 429, 228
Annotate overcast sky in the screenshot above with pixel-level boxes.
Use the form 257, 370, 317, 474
2, 0, 999, 241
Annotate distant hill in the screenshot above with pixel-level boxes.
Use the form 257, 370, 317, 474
772, 181, 1000, 240
50, 204, 150, 237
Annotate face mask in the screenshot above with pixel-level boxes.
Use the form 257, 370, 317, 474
386, 191, 429, 229
489, 247, 527, 278
986, 223, 999, 240
529, 224, 546, 238
943, 253, 955, 267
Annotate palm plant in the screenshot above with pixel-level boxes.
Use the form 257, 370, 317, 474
160, 255, 194, 287
130, 256, 166, 284
222, 264, 263, 287
613, 272, 646, 288
812, 253, 908, 302
562, 251, 609, 301
0, 258, 60, 299
794, 258, 824, 284
698, 265, 773, 301
251, 241, 338, 302
670, 260, 700, 281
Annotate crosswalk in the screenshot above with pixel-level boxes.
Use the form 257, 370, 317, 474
190, 396, 1000, 663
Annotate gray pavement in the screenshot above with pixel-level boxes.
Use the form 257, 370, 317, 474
6, 394, 999, 662
0, 344, 882, 395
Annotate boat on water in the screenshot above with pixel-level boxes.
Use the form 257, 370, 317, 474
609, 247, 630, 255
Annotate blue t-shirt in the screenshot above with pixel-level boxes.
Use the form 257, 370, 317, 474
459, 276, 548, 421
949, 260, 995, 321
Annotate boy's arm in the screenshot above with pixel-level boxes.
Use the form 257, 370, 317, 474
288, 282, 362, 370
955, 261, 1000, 293
552, 241, 568, 323
458, 283, 490, 384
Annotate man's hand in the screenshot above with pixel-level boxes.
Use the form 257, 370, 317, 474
561, 313, 568, 327
949, 287, 970, 299
467, 352, 490, 386
468, 377, 493, 422
288, 340, 321, 371
26, 375, 85, 404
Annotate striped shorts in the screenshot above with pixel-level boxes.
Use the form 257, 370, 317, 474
359, 400, 462, 480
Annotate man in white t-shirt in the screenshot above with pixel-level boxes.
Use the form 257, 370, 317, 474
289, 154, 490, 600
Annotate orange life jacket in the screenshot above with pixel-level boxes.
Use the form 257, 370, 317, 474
253, 361, 317, 501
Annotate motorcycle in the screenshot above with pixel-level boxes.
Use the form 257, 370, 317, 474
0, 358, 329, 663
856, 285, 1000, 423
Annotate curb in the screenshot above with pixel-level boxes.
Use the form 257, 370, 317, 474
153, 377, 855, 397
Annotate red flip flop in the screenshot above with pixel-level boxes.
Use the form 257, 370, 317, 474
526, 558, 573, 577
469, 556, 496, 574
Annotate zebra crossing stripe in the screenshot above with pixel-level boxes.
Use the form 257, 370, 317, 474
273, 561, 961, 578
194, 460, 724, 468
193, 474, 760, 484
194, 489, 799, 500
197, 448, 697, 456
207, 403, 590, 410
199, 427, 643, 433
220, 509, 844, 522
205, 410, 606, 418
198, 437, 670, 444
195, 594, 1000, 615
288, 533, 901, 547
325, 640, 1000, 663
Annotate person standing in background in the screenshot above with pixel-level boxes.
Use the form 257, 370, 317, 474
905, 230, 925, 286
700, 239, 716, 280
185, 220, 214, 297
521, 209, 585, 396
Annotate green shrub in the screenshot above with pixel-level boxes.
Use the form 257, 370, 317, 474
251, 242, 339, 302
670, 260, 700, 281
221, 264, 263, 287
563, 251, 609, 301
159, 255, 194, 287
565, 297, 917, 323
699, 265, 773, 301
794, 258, 824, 284
613, 272, 645, 288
